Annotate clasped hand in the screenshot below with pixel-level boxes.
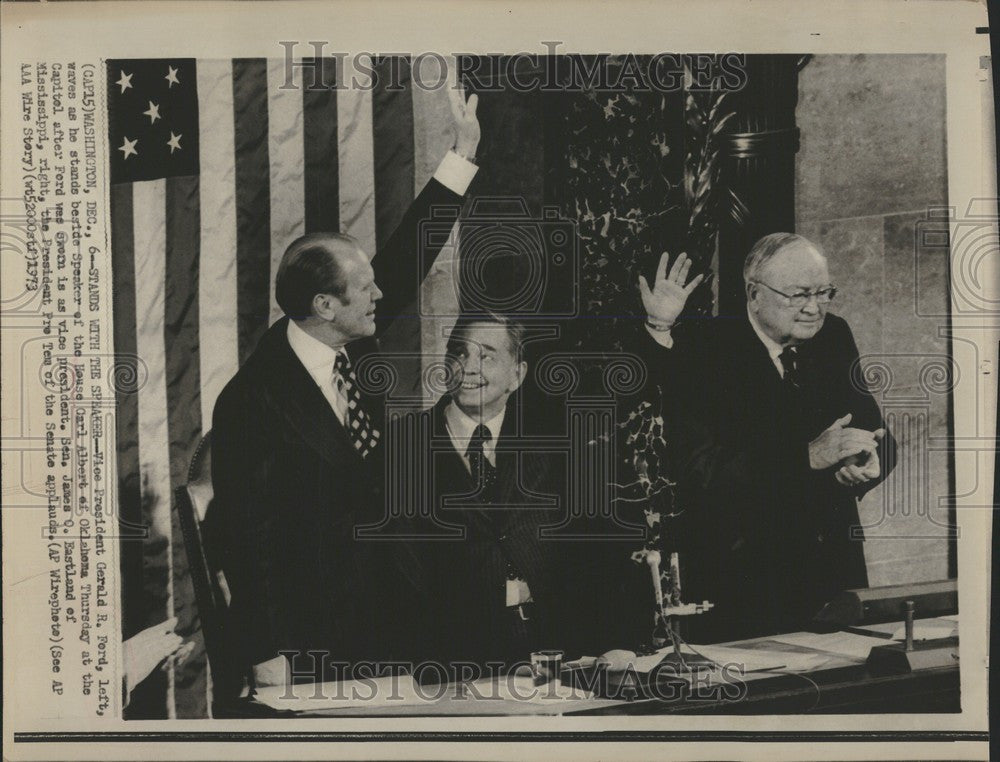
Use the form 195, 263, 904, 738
809, 413, 886, 486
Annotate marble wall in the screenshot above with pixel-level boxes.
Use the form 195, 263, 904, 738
795, 54, 954, 585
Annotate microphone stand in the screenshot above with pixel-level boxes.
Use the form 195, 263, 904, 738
645, 550, 714, 673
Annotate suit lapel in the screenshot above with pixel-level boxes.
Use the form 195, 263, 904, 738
431, 397, 500, 535
734, 316, 783, 387
491, 399, 553, 537
431, 397, 475, 486
261, 319, 361, 470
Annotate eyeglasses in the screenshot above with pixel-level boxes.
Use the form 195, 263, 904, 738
752, 281, 838, 308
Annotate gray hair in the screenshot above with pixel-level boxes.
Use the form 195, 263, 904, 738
743, 232, 825, 284
275, 232, 361, 319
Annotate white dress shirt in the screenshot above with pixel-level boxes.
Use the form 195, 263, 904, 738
286, 319, 351, 425
443, 401, 505, 470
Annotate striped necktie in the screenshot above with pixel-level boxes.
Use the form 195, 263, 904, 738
333, 352, 380, 458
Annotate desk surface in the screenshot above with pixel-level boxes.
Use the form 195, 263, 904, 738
223, 620, 959, 718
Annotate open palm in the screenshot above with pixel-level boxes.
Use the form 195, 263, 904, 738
447, 66, 480, 160
638, 252, 705, 327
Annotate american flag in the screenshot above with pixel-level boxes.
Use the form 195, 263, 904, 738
107, 56, 462, 718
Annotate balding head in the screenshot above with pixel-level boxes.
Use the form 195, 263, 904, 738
744, 232, 833, 346
743, 233, 826, 286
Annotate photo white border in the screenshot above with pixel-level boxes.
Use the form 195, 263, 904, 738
1, 1, 994, 759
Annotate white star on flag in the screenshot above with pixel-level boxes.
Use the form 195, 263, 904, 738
143, 101, 161, 124
165, 65, 180, 88
118, 136, 138, 160
116, 71, 133, 94
166, 132, 183, 154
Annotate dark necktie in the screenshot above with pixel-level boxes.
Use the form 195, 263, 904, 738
466, 424, 498, 495
779, 345, 801, 389
333, 352, 380, 458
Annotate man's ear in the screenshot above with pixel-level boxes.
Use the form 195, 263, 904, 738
509, 361, 528, 393
312, 293, 337, 321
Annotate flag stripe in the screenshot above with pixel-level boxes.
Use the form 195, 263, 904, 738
372, 57, 416, 252
267, 59, 306, 326
132, 178, 176, 716
163, 174, 207, 717
232, 58, 272, 362
369, 58, 420, 392
412, 55, 454, 192
412, 68, 462, 400
110, 182, 146, 639
197, 59, 240, 430
337, 56, 376, 257
267, 58, 305, 325
163, 175, 203, 488
303, 58, 340, 234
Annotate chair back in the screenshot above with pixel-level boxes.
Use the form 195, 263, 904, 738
174, 431, 237, 699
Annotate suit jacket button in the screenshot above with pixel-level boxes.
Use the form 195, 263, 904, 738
816, 533, 825, 543
498, 534, 507, 542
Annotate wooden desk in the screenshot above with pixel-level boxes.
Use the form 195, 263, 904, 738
217, 625, 960, 718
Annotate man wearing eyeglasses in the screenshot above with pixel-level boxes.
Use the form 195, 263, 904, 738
637, 232, 897, 641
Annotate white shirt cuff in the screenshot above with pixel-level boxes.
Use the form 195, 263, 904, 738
505, 578, 533, 606
646, 325, 674, 348
433, 150, 478, 196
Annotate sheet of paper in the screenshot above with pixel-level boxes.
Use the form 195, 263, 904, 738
252, 675, 423, 712
889, 619, 958, 641
579, 643, 837, 675
253, 673, 597, 714
466, 675, 595, 703
768, 631, 897, 661
676, 643, 837, 673
853, 617, 958, 640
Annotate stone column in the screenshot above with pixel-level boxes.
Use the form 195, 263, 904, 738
717, 54, 806, 316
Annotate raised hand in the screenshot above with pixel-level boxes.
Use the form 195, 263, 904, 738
638, 252, 705, 329
447, 65, 480, 160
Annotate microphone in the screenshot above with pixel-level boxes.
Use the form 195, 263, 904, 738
645, 550, 664, 612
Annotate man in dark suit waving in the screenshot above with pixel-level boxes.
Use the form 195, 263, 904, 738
208, 82, 481, 691
637, 233, 897, 641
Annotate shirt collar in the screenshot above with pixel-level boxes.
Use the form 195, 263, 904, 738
746, 305, 785, 364
286, 318, 346, 375
444, 399, 506, 446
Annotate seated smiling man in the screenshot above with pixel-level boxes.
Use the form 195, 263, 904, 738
396, 312, 599, 674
